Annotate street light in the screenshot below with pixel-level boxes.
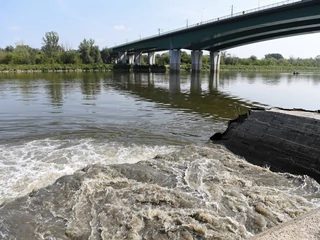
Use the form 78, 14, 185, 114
201, 8, 205, 23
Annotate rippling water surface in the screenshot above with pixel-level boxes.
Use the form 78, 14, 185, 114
0, 71, 319, 239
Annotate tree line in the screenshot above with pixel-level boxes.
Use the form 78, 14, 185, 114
1, 31, 320, 69
0, 31, 112, 65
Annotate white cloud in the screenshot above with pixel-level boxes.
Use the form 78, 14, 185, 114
114, 25, 131, 31
8, 26, 20, 31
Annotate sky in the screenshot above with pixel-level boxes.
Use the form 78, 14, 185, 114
1, 0, 319, 59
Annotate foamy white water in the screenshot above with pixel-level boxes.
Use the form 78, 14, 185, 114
0, 144, 319, 239
0, 139, 178, 204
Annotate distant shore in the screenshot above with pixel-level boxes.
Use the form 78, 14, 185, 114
1, 63, 320, 73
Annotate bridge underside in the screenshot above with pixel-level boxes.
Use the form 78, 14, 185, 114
112, 0, 320, 71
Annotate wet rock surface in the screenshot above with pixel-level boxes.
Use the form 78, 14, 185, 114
213, 108, 320, 183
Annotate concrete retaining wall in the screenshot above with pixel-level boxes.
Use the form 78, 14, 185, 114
250, 207, 320, 240
211, 108, 320, 182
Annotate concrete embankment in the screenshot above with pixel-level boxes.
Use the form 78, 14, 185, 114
250, 207, 320, 240
211, 108, 320, 239
211, 108, 320, 183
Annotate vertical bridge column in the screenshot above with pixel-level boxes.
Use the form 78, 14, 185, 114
134, 52, 142, 65
128, 54, 134, 65
170, 49, 181, 71
118, 51, 127, 64
148, 52, 155, 65
191, 50, 203, 72
210, 51, 221, 73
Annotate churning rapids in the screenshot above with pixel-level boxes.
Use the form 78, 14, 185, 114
0, 72, 320, 239
1, 141, 319, 239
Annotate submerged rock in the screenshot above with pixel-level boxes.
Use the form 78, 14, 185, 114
0, 145, 319, 239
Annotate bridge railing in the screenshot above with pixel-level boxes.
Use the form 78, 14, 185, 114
114, 0, 308, 49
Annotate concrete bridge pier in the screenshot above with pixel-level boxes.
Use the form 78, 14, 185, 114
210, 51, 221, 73
118, 51, 127, 64
134, 52, 142, 65
169, 49, 181, 71
191, 72, 201, 93
191, 50, 203, 72
169, 71, 181, 94
209, 71, 220, 92
128, 54, 134, 65
148, 52, 155, 65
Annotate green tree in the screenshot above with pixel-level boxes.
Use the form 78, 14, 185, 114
0, 52, 13, 64
156, 52, 169, 65
265, 53, 284, 60
181, 51, 191, 64
5, 45, 14, 52
101, 47, 112, 63
7, 44, 38, 64
141, 54, 148, 65
78, 39, 93, 64
90, 45, 102, 64
78, 38, 101, 64
42, 31, 61, 58
60, 50, 81, 64
249, 55, 257, 62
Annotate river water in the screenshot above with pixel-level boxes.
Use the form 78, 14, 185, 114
0, 71, 319, 239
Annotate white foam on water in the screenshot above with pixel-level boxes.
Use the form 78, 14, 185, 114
0, 138, 178, 204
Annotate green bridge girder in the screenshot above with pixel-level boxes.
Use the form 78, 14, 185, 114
111, 0, 320, 54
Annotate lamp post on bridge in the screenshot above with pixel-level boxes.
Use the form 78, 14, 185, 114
201, 8, 205, 23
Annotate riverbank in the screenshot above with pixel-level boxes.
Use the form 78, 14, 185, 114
1, 63, 320, 73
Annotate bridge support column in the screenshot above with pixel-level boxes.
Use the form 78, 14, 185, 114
191, 50, 203, 72
169, 49, 181, 71
169, 72, 181, 94
134, 52, 142, 65
210, 51, 221, 73
118, 51, 127, 64
148, 52, 155, 65
128, 54, 134, 65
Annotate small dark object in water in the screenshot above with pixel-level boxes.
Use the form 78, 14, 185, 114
293, 71, 300, 75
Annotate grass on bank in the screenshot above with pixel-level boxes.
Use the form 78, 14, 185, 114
0, 63, 319, 72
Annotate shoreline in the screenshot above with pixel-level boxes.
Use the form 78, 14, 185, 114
1, 64, 320, 73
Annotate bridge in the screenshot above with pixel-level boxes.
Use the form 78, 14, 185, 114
111, 0, 320, 72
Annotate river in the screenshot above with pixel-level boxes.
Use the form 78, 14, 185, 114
0, 71, 319, 239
